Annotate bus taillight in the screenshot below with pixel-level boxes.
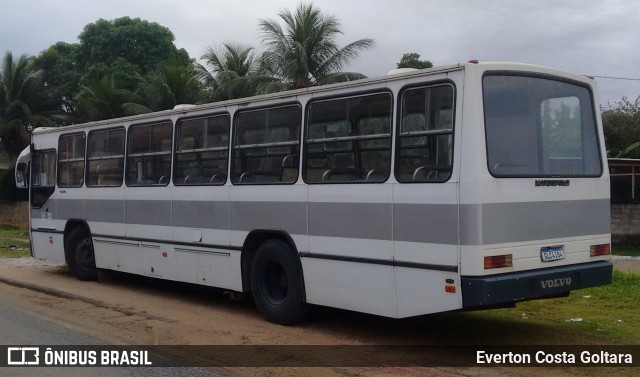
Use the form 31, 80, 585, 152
590, 244, 611, 257
484, 254, 513, 269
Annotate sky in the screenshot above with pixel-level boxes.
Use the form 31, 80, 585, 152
1, 0, 638, 108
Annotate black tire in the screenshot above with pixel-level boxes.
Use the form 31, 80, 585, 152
65, 227, 98, 281
250, 239, 308, 325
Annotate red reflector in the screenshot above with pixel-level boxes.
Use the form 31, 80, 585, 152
162, 251, 168, 258
484, 254, 513, 269
468, 59, 479, 64
445, 285, 456, 293
590, 244, 611, 257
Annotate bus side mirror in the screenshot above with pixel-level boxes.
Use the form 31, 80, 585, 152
15, 162, 28, 189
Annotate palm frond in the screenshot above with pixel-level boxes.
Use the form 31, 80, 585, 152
315, 39, 374, 79
258, 3, 373, 88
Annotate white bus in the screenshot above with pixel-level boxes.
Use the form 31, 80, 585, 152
15, 62, 612, 324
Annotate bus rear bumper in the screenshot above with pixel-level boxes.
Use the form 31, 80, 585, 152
461, 261, 613, 309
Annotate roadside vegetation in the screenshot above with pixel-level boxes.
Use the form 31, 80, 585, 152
0, 228, 28, 238
463, 271, 640, 345
613, 244, 640, 257
0, 227, 29, 258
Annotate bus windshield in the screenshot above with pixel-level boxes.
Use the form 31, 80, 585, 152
483, 74, 602, 177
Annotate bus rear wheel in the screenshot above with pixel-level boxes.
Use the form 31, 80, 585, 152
65, 227, 98, 281
250, 239, 307, 325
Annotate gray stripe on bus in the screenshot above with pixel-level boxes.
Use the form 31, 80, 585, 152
173, 200, 229, 229
56, 199, 84, 221
464, 199, 611, 245
125, 200, 172, 226
308, 202, 392, 241
393, 203, 459, 244
230, 201, 307, 235
42, 198, 610, 246
87, 199, 124, 223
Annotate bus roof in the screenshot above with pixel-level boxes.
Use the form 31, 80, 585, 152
31, 61, 588, 135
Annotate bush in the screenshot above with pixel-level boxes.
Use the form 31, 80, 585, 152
0, 167, 28, 201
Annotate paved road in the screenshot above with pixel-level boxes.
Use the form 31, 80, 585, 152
0, 293, 226, 377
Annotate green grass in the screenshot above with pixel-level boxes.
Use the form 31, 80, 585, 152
386, 271, 640, 351
467, 271, 640, 345
612, 245, 640, 257
0, 239, 30, 258
0, 228, 30, 258
0, 228, 29, 239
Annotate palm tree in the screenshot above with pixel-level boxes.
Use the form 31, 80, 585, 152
258, 3, 374, 90
144, 58, 203, 111
197, 42, 274, 101
77, 58, 203, 121
0, 52, 57, 159
75, 75, 148, 121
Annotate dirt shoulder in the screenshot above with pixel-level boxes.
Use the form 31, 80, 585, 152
0, 258, 460, 377
0, 257, 636, 377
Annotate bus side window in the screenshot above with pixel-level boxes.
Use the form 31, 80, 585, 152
395, 84, 454, 183
126, 121, 173, 186
58, 133, 86, 187
87, 128, 125, 187
304, 92, 392, 183
231, 105, 301, 184
174, 114, 230, 185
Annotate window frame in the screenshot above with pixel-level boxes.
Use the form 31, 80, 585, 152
303, 89, 394, 184
57, 132, 87, 188
86, 126, 126, 188
482, 71, 603, 179
231, 102, 302, 185
394, 81, 456, 184
125, 120, 174, 187
173, 112, 231, 186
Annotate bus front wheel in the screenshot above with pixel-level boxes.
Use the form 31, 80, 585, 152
65, 227, 98, 281
250, 239, 307, 325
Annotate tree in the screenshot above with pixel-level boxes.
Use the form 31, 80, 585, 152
143, 58, 203, 110
396, 53, 433, 70
75, 75, 146, 121
77, 17, 190, 77
31, 16, 202, 122
76, 16, 193, 98
0, 52, 59, 159
198, 42, 275, 101
602, 96, 640, 158
34, 42, 82, 116
258, 3, 374, 90
75, 66, 204, 121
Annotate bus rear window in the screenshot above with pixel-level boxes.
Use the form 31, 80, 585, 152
483, 75, 602, 177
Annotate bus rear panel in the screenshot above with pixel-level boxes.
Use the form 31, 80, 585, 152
459, 66, 611, 309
